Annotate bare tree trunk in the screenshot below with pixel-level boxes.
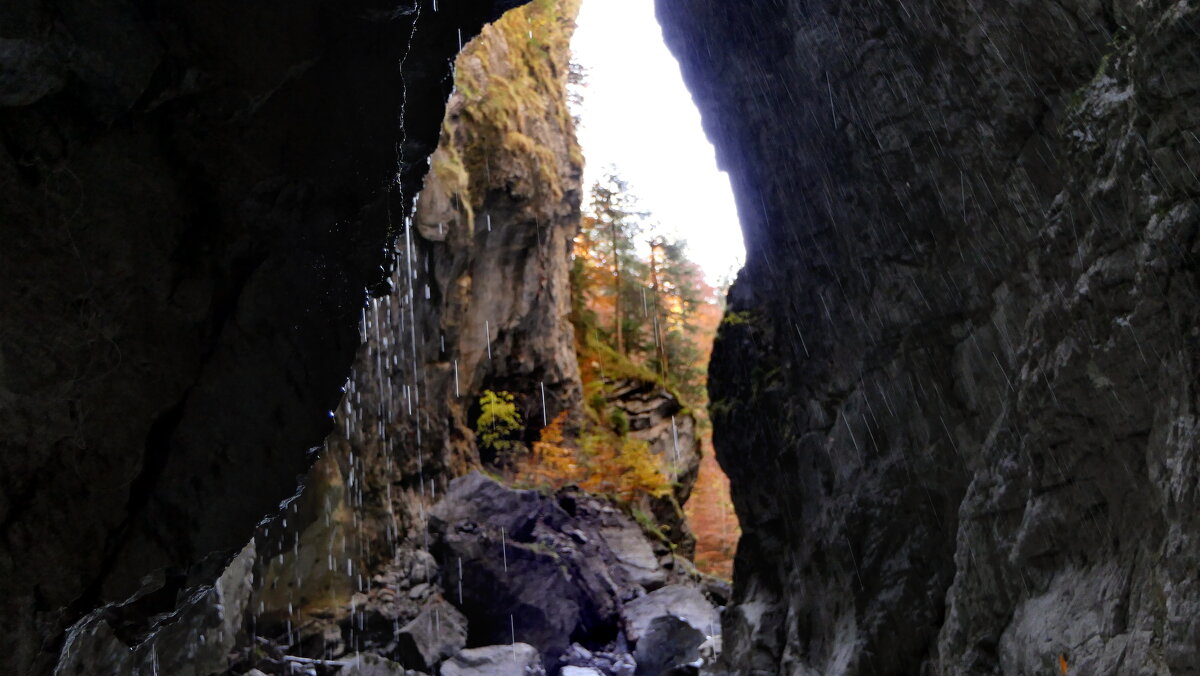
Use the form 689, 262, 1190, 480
611, 220, 624, 354
648, 238, 669, 379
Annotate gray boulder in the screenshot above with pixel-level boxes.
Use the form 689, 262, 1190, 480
598, 521, 667, 590
395, 598, 467, 671
339, 653, 426, 675
428, 473, 648, 664
440, 643, 545, 676
621, 585, 719, 643
633, 616, 704, 676
561, 667, 604, 676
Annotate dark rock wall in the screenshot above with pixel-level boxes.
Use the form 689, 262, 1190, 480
0, 1, 521, 672
251, 0, 585, 644
659, 0, 1200, 673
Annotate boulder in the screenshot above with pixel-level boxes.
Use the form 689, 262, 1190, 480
440, 643, 545, 676
621, 585, 719, 643
395, 598, 468, 671
633, 616, 704, 676
699, 576, 731, 607
428, 473, 651, 663
339, 653, 425, 676
561, 667, 604, 676
54, 540, 257, 676
598, 521, 667, 590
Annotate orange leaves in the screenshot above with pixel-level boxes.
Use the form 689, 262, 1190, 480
685, 434, 740, 579
513, 412, 671, 504
519, 412, 578, 489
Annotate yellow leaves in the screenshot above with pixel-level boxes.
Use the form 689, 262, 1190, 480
615, 437, 671, 501
476, 390, 523, 453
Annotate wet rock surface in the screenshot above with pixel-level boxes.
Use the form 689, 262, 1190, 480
55, 540, 257, 676
246, 1, 586, 653
660, 0, 1200, 673
0, 0, 523, 672
395, 598, 468, 671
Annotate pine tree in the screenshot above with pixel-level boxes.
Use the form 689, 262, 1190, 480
646, 238, 708, 399
581, 170, 647, 355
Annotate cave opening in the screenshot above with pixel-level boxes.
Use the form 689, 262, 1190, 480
21, 0, 1194, 673
39, 1, 749, 673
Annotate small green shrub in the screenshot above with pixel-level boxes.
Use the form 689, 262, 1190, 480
588, 390, 607, 415
609, 408, 630, 436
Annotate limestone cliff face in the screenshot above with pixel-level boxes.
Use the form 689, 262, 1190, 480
0, 1, 522, 673
252, 0, 585, 643
659, 0, 1200, 673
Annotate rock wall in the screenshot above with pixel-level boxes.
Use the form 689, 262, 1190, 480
659, 0, 1200, 673
0, 1, 523, 673
249, 0, 586, 653
606, 377, 701, 555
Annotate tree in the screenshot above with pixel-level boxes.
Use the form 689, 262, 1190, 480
646, 237, 670, 380
580, 170, 647, 355
645, 238, 710, 400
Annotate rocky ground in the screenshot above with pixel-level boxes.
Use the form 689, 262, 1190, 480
52, 474, 723, 676
228, 473, 724, 676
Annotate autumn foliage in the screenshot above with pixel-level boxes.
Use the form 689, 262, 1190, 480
516, 412, 671, 504
572, 173, 740, 577
686, 434, 740, 578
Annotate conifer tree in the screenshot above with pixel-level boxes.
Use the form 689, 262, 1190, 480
582, 170, 646, 354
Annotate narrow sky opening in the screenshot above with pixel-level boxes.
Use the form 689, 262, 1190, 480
570, 0, 744, 283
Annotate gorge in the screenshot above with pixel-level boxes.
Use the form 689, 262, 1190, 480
3, 0, 1200, 675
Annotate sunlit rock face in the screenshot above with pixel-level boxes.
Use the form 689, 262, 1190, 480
0, 1, 523, 672
660, 0, 1200, 673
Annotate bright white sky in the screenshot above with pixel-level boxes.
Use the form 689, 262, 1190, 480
570, 0, 744, 283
